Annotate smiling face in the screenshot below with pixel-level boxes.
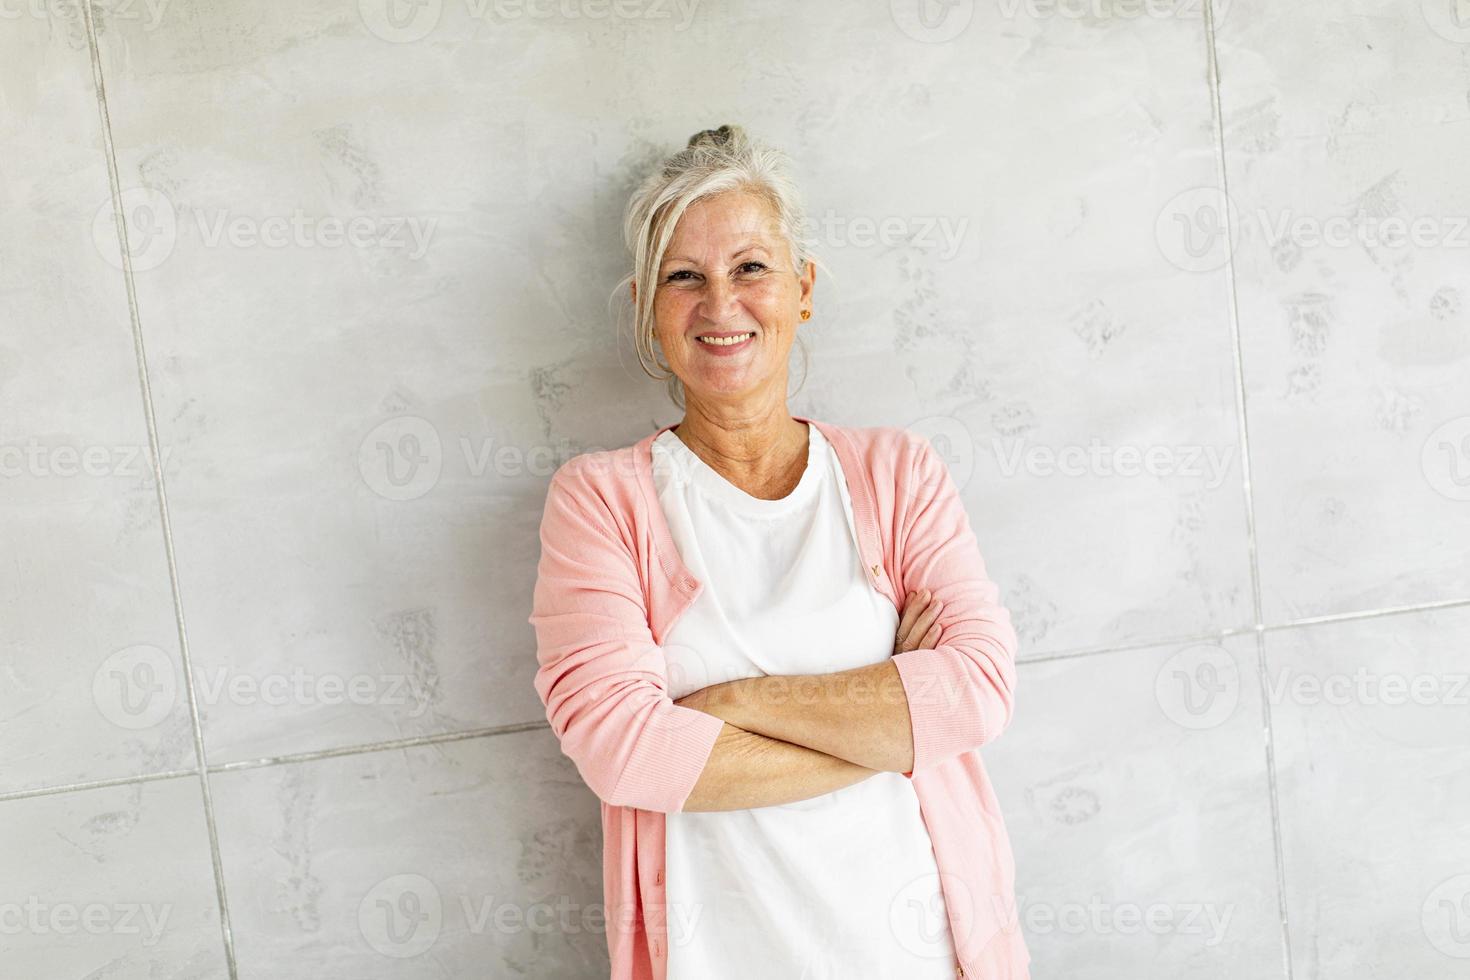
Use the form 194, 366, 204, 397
641, 189, 815, 408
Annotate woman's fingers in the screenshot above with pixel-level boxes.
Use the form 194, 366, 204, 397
910, 598, 943, 643
894, 591, 918, 645
895, 590, 943, 653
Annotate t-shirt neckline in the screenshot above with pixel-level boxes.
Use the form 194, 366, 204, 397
652, 422, 826, 517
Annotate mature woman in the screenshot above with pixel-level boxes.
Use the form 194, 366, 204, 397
529, 125, 1028, 980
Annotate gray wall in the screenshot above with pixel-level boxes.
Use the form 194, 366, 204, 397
3, 1, 1468, 976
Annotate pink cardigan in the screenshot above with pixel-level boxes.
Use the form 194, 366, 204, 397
529, 414, 1030, 979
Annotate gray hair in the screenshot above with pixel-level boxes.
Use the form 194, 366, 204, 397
611, 124, 828, 408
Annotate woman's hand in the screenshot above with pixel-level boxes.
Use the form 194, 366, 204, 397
894, 588, 944, 655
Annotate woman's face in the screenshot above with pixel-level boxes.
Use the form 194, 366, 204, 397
645, 190, 815, 407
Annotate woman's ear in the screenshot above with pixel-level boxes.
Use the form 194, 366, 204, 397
799, 259, 816, 307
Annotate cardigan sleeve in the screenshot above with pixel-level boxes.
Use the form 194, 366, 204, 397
528, 463, 726, 813
889, 435, 1020, 774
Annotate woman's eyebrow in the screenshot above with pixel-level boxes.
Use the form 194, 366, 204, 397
659, 243, 771, 266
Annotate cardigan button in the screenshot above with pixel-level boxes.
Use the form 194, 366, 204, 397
654, 869, 663, 885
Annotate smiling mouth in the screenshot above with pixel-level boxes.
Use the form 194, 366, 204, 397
695, 331, 756, 346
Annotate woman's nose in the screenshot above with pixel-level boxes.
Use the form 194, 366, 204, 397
699, 278, 739, 321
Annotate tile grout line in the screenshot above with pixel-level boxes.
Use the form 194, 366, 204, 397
1203, 3, 1294, 979
1019, 625, 1259, 665
207, 720, 552, 774
1263, 595, 1470, 630
1018, 593, 1470, 663
6, 595, 1468, 805
0, 768, 198, 805
78, 5, 240, 978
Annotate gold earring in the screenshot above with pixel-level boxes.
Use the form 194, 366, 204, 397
800, 309, 811, 321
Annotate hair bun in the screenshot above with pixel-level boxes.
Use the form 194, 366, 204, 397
686, 124, 738, 149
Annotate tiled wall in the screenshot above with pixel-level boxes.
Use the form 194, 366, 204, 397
3, 1, 1467, 976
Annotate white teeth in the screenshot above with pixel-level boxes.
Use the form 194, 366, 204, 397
696, 332, 755, 346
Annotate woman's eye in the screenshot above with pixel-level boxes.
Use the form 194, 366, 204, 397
663, 262, 765, 284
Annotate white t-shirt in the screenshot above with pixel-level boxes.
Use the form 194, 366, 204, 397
651, 421, 959, 979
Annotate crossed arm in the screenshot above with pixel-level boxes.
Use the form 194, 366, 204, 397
671, 575, 957, 819
674, 658, 916, 812
532, 438, 1018, 816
